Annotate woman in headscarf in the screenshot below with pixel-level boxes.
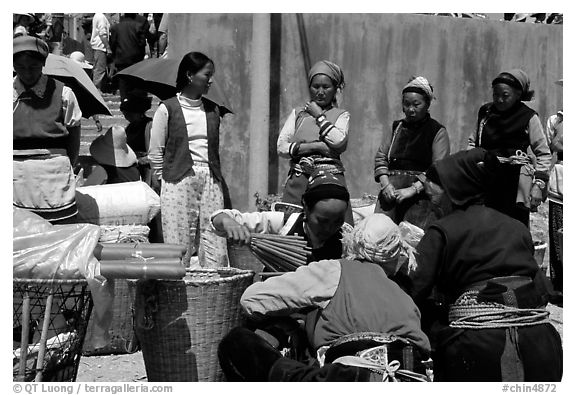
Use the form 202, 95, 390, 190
277, 60, 353, 224
13, 35, 83, 224
148, 51, 231, 268
218, 213, 431, 382
374, 76, 450, 230
211, 170, 351, 263
409, 148, 562, 382
468, 69, 551, 227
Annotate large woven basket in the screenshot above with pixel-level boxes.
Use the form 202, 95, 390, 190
134, 268, 255, 381
13, 278, 93, 382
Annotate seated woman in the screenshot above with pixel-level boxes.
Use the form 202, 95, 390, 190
409, 148, 562, 382
87, 125, 141, 185
218, 213, 430, 382
211, 169, 351, 263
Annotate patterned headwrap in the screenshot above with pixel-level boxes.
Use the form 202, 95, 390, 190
302, 169, 349, 208
343, 213, 402, 275
402, 76, 435, 103
492, 69, 534, 101
308, 60, 345, 90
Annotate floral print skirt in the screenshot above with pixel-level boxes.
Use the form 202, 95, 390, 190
160, 163, 228, 268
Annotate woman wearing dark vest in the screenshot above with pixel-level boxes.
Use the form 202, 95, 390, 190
148, 52, 231, 268
13, 36, 83, 224
217, 213, 431, 382
277, 60, 353, 225
467, 69, 551, 228
409, 148, 562, 381
211, 170, 351, 263
374, 76, 450, 230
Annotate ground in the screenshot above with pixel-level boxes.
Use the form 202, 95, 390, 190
75, 93, 562, 382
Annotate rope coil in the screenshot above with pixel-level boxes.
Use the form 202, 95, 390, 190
449, 290, 550, 329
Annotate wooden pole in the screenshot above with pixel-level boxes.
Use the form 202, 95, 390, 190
247, 14, 271, 210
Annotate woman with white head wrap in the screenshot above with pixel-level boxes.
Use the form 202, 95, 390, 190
218, 213, 430, 382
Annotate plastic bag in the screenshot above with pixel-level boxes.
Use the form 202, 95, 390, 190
76, 181, 160, 225
13, 208, 114, 349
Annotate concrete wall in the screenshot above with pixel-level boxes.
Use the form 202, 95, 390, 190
166, 13, 563, 210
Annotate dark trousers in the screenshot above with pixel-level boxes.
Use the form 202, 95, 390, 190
218, 327, 371, 382
433, 323, 562, 381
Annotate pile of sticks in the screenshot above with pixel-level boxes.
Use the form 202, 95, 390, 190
249, 234, 311, 272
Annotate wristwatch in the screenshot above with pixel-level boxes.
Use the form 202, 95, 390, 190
316, 114, 327, 124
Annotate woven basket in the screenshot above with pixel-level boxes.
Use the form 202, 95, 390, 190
227, 243, 264, 280
134, 268, 255, 381
13, 278, 93, 382
82, 228, 149, 356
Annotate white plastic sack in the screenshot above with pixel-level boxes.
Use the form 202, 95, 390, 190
76, 181, 160, 225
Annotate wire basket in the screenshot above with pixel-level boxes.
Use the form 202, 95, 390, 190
13, 278, 93, 382
134, 268, 254, 381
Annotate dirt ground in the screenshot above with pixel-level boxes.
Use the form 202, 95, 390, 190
74, 94, 562, 382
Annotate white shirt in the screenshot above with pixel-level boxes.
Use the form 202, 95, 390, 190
90, 13, 110, 52
148, 94, 209, 180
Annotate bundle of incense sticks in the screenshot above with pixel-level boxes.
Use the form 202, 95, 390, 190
249, 233, 311, 272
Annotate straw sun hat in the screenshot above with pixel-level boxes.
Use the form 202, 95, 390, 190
90, 126, 137, 168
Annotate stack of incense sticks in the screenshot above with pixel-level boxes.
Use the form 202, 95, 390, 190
249, 233, 311, 272
94, 242, 188, 280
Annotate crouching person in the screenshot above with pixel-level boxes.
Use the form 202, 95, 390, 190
218, 213, 431, 382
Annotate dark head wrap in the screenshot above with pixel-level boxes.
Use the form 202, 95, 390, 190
308, 60, 345, 90
492, 69, 534, 101
302, 169, 350, 208
426, 148, 500, 207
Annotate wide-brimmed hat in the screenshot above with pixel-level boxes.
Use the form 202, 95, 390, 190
13, 35, 49, 59
120, 90, 152, 113
90, 126, 137, 168
69, 51, 93, 69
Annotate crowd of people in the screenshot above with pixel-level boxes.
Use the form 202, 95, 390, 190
13, 13, 563, 383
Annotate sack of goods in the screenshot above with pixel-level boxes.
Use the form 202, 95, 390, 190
76, 181, 160, 226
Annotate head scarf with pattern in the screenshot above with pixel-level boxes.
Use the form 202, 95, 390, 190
308, 60, 345, 90
402, 76, 435, 103
302, 169, 349, 208
492, 69, 534, 101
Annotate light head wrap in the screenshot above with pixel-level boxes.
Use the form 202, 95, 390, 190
343, 213, 402, 276
402, 76, 435, 104
308, 60, 345, 90
492, 68, 534, 101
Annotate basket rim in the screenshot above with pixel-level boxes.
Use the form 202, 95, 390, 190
13, 278, 89, 285
136, 267, 255, 284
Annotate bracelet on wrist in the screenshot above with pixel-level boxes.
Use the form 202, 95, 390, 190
533, 179, 546, 190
